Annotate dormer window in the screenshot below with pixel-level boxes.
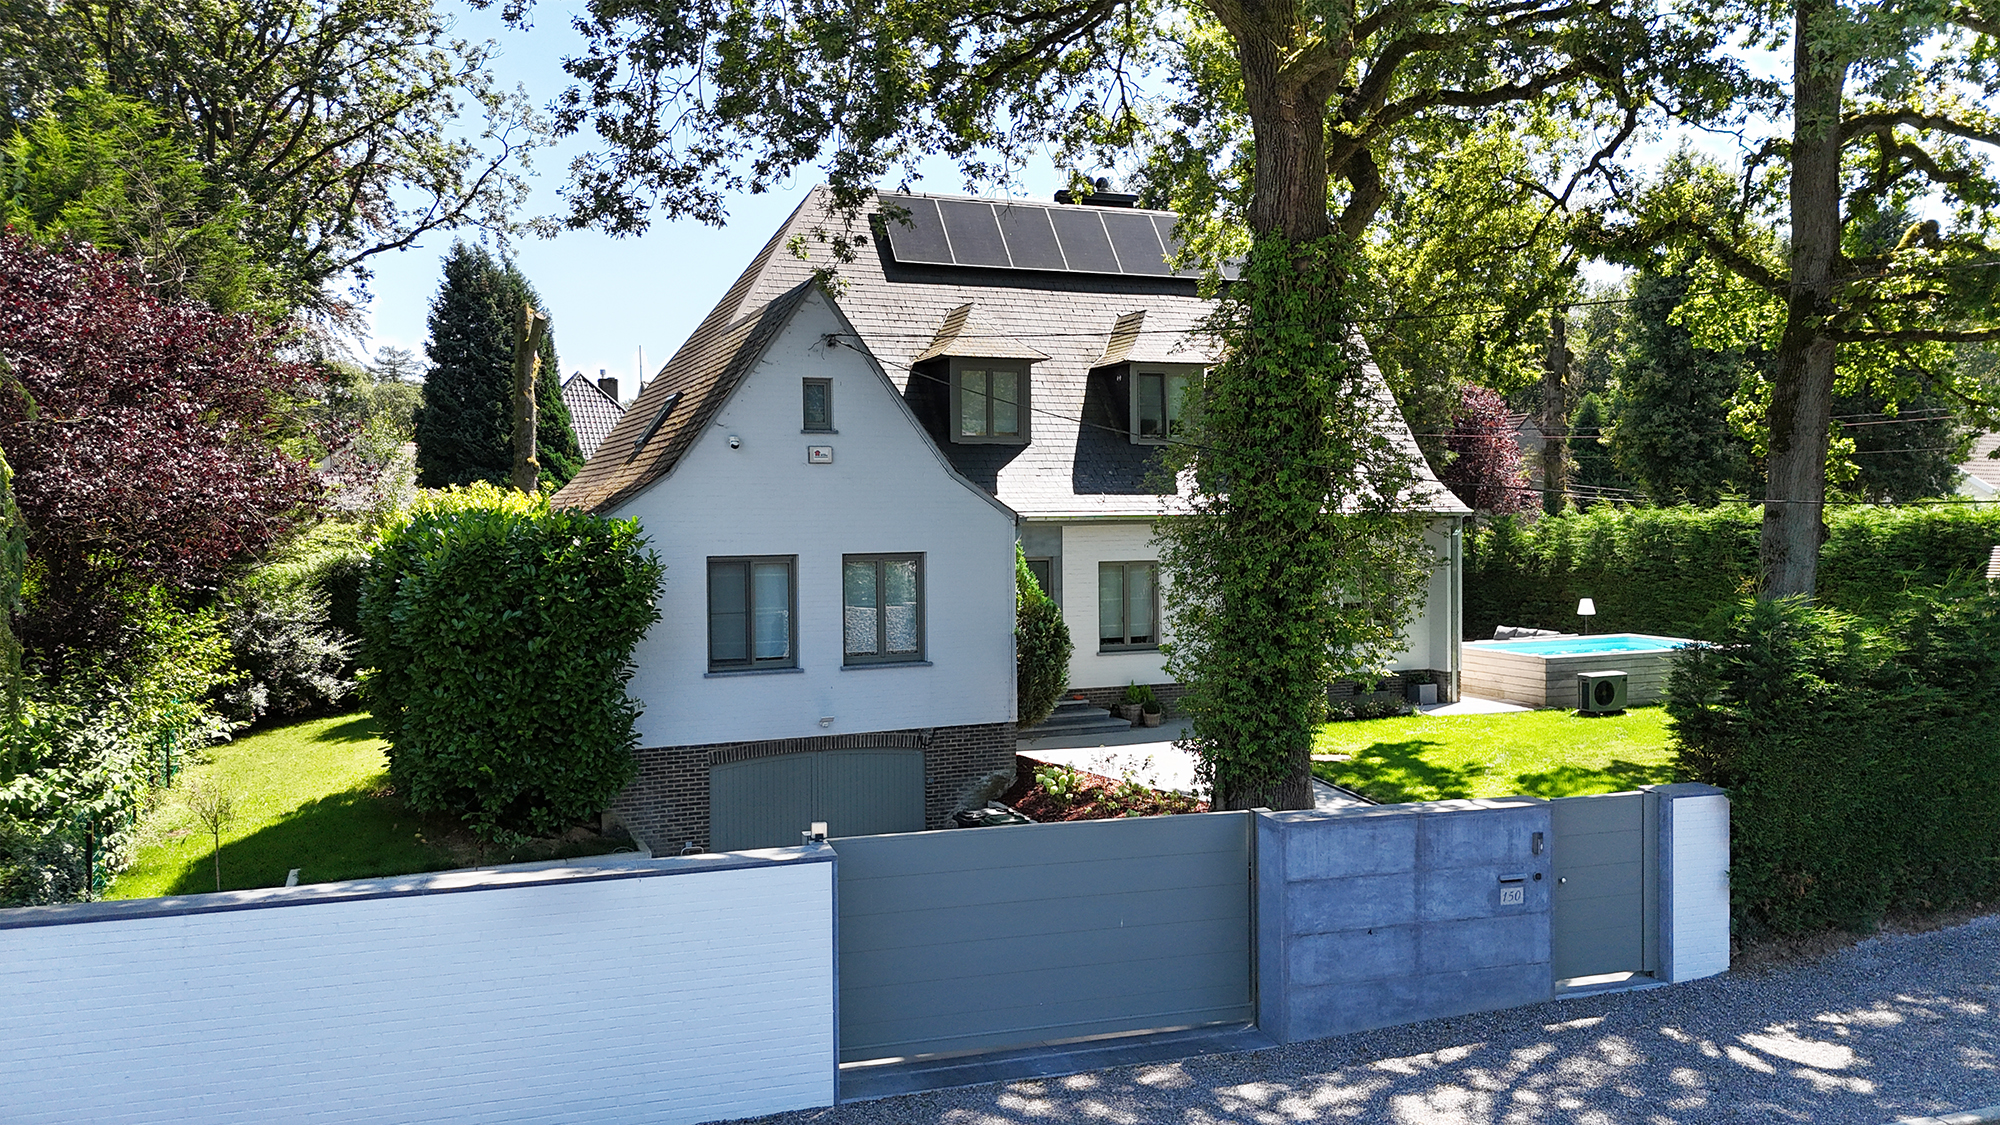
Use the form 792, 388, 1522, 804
1129, 364, 1201, 444
951, 359, 1030, 443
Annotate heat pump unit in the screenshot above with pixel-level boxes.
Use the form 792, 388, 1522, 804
1577, 670, 1628, 714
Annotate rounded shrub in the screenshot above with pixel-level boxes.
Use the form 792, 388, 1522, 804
359, 483, 664, 839
1015, 546, 1072, 729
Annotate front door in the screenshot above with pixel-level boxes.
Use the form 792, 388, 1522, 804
1549, 791, 1659, 981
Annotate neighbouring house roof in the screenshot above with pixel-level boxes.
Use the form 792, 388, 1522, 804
553, 187, 1467, 519
1960, 433, 2000, 499
561, 371, 628, 461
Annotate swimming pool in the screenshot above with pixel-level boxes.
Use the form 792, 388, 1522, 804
1461, 632, 1695, 707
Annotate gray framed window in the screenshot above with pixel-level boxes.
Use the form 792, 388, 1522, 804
803, 377, 833, 432
1132, 366, 1198, 443
709, 556, 797, 670
1025, 557, 1055, 598
844, 554, 924, 664
950, 360, 1029, 443
1099, 561, 1158, 650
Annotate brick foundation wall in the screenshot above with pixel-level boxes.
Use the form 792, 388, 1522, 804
1063, 682, 1190, 716
609, 722, 1016, 855
1056, 671, 1450, 725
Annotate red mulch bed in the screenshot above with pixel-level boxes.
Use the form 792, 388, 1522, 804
999, 755, 1207, 822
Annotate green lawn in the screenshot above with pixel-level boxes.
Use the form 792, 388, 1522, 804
1310, 706, 1678, 804
109, 713, 456, 898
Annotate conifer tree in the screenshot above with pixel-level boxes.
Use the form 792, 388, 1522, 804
415, 244, 581, 490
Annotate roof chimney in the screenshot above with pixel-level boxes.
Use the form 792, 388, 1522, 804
1053, 176, 1140, 208
598, 369, 619, 401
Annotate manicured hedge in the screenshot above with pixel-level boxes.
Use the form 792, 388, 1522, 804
1667, 591, 2000, 937
1465, 504, 2000, 639
360, 484, 664, 840
1015, 546, 1073, 729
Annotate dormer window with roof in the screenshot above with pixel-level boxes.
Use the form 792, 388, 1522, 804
913, 302, 1047, 446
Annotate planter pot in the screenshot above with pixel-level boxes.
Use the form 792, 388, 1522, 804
1140, 711, 1163, 727
1114, 703, 1143, 722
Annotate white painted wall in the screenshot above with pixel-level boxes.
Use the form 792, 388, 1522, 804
0, 855, 837, 1125
613, 290, 1019, 747
1057, 520, 1172, 689
1054, 516, 1461, 691
1667, 792, 1731, 982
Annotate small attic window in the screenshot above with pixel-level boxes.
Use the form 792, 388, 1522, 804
950, 359, 1031, 443
803, 378, 833, 432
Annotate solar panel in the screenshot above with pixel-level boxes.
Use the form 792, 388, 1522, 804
937, 198, 1012, 268
1102, 210, 1172, 276
878, 195, 954, 265
994, 204, 1067, 271
1152, 215, 1205, 278
1048, 208, 1120, 273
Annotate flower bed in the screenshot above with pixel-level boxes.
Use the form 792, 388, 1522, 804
1000, 755, 1206, 822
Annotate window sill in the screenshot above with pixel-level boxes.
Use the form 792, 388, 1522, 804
802, 428, 838, 435
841, 660, 933, 671
704, 666, 805, 678
1098, 646, 1161, 655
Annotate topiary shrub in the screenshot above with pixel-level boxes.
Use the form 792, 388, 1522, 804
359, 483, 664, 840
1015, 545, 1072, 728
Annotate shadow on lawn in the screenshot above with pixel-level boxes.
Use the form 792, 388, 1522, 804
1317, 739, 1486, 804
315, 714, 383, 744
164, 782, 443, 895
1511, 758, 1678, 798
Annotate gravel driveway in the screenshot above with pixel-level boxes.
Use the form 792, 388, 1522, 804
735, 914, 2000, 1125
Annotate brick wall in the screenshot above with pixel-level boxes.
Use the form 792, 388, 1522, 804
1063, 682, 1190, 716
611, 722, 1017, 855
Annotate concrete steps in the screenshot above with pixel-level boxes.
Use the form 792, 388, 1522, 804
1020, 699, 1134, 739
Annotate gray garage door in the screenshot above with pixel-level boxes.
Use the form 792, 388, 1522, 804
1550, 791, 1659, 980
831, 812, 1254, 1063
709, 748, 925, 852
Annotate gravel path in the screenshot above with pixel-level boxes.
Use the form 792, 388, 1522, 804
737, 914, 2000, 1125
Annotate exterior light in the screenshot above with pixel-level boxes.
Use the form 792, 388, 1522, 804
1577, 597, 1596, 635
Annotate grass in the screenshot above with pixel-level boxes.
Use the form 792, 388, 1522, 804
1310, 706, 1678, 804
109, 713, 628, 899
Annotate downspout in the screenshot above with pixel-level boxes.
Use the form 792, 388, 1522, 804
1450, 515, 1464, 704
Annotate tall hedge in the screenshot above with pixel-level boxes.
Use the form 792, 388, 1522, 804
1015, 546, 1072, 728
360, 484, 664, 839
1668, 591, 2000, 936
1465, 504, 2000, 639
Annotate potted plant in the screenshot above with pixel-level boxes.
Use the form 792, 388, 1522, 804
1139, 694, 1164, 727
1115, 682, 1147, 722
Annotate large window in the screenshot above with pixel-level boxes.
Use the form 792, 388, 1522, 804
1133, 367, 1196, 443
952, 361, 1029, 442
708, 557, 796, 670
844, 554, 924, 664
1099, 561, 1158, 650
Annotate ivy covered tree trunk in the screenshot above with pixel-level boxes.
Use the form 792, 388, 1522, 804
1761, 0, 1848, 598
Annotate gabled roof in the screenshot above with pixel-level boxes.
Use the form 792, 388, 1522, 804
560, 371, 627, 460
553, 282, 815, 514
554, 187, 1467, 518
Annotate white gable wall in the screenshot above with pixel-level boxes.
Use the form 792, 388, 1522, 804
611, 290, 1019, 747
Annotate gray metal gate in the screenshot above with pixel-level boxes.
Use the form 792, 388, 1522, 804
709, 748, 925, 852
1549, 791, 1659, 981
831, 812, 1254, 1063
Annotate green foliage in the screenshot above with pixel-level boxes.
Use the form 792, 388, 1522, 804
0, 438, 25, 780
1159, 235, 1433, 809
359, 483, 664, 839
1568, 392, 1628, 505
1669, 591, 2000, 936
0, 88, 275, 314
0, 593, 233, 905
1034, 763, 1086, 811
1465, 503, 2000, 639
1607, 265, 1758, 506
415, 244, 582, 491
1014, 545, 1073, 729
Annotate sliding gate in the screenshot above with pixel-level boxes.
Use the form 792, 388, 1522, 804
831, 812, 1254, 1062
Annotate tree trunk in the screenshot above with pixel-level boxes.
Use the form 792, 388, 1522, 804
1541, 308, 1571, 514
511, 306, 546, 493
1762, 0, 1846, 598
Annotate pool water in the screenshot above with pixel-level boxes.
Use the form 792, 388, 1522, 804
1467, 633, 1691, 657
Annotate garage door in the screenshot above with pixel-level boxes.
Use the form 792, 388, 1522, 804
709, 748, 925, 851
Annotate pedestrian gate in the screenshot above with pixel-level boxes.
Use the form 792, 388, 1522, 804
830, 812, 1254, 1063
1549, 791, 1659, 981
